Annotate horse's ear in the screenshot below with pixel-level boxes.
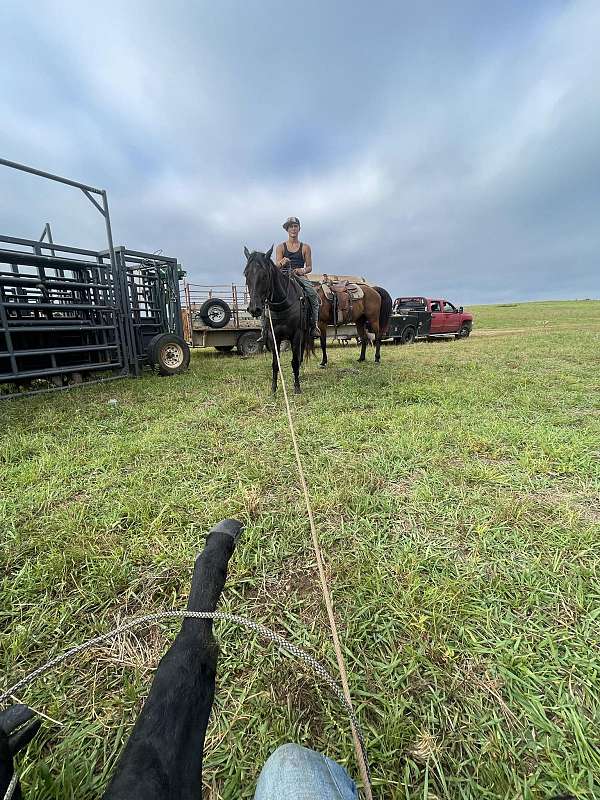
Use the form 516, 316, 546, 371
244, 246, 251, 260
265, 244, 274, 262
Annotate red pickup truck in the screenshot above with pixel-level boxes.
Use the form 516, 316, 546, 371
391, 297, 473, 340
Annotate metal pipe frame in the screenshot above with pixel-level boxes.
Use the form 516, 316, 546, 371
0, 159, 118, 271
1, 159, 186, 398
0, 372, 127, 401
0, 158, 130, 395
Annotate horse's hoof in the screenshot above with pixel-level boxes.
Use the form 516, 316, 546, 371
294, 386, 302, 394
319, 363, 327, 369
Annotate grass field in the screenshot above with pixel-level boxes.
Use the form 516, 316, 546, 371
2, 300, 599, 799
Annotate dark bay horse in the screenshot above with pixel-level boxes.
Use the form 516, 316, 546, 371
244, 246, 314, 394
317, 284, 393, 367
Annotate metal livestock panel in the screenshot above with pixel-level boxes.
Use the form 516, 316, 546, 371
0, 238, 186, 397
113, 247, 185, 375
0, 236, 129, 391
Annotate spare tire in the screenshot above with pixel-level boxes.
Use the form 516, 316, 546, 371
199, 298, 232, 329
147, 333, 191, 376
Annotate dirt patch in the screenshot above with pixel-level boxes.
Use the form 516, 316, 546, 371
524, 487, 600, 525
456, 657, 520, 729
386, 470, 426, 496
280, 556, 320, 600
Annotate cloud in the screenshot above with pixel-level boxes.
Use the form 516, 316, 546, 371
1, 0, 599, 302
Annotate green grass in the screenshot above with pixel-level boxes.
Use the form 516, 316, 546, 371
468, 298, 600, 331
2, 300, 599, 799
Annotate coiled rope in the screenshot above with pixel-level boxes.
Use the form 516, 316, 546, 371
2, 610, 370, 800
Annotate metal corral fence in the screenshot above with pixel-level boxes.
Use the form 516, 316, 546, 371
0, 235, 189, 398
0, 158, 189, 399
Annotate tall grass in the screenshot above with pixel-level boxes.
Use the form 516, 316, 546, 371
1, 301, 599, 799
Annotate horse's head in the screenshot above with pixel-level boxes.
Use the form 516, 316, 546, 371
243, 245, 273, 317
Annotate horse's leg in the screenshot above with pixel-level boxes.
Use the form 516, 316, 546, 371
319, 324, 327, 368
370, 318, 382, 363
292, 331, 302, 393
356, 320, 368, 362
317, 294, 329, 369
271, 337, 279, 394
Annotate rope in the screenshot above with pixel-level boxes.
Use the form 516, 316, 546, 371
2, 773, 17, 800
2, 305, 375, 800
267, 308, 373, 800
1, 610, 370, 800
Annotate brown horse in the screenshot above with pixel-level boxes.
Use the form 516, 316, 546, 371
316, 284, 393, 367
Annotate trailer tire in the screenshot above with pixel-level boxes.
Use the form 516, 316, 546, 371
147, 333, 190, 375
237, 331, 261, 357
199, 299, 232, 329
215, 345, 234, 352
457, 325, 471, 339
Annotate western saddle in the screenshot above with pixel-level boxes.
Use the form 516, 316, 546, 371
318, 274, 365, 326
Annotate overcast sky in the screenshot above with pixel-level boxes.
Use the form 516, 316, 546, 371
1, 0, 599, 303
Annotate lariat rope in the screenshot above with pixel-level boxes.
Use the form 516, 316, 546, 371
2, 775, 17, 800
1, 610, 369, 800
266, 307, 373, 800
1, 286, 374, 800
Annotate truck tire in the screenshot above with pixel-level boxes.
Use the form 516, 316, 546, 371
199, 299, 232, 329
237, 330, 261, 357
400, 326, 416, 344
457, 325, 471, 339
147, 333, 191, 375
215, 345, 234, 352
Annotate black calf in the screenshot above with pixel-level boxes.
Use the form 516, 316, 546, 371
0, 518, 243, 800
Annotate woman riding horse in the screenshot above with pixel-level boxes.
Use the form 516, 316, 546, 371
244, 246, 314, 395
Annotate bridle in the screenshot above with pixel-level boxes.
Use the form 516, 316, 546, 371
245, 256, 297, 314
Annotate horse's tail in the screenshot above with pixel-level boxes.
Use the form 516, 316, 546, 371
303, 299, 315, 359
374, 287, 393, 335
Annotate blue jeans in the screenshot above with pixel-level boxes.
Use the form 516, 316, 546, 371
254, 744, 358, 800
294, 275, 321, 328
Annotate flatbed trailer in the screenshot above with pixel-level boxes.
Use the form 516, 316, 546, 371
181, 283, 263, 356
181, 276, 363, 356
